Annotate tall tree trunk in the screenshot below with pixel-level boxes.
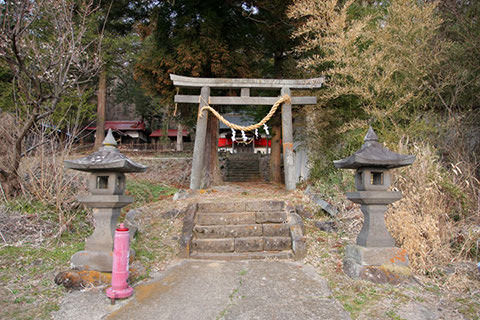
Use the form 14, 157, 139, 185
270, 123, 282, 183
202, 114, 221, 187
0, 104, 56, 198
95, 67, 107, 149
176, 123, 184, 152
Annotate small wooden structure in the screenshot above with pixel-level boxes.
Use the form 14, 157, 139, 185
170, 74, 324, 191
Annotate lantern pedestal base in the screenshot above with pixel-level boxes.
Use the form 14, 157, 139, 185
343, 245, 412, 284
71, 249, 135, 273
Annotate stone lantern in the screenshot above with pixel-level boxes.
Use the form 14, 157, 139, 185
334, 127, 415, 280
65, 129, 147, 272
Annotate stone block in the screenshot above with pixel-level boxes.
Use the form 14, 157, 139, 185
359, 265, 412, 284
345, 244, 408, 266
179, 204, 196, 258
288, 211, 305, 234
192, 239, 234, 252
194, 224, 262, 239
344, 257, 412, 284
196, 212, 256, 225
262, 224, 290, 237
295, 204, 314, 219
342, 258, 362, 278
235, 237, 264, 252
264, 237, 291, 251
290, 225, 306, 260
255, 211, 287, 223
71, 250, 112, 272
309, 194, 338, 217
197, 202, 246, 213
314, 221, 337, 233
70, 248, 136, 273
344, 245, 412, 284
245, 200, 284, 212
55, 270, 112, 289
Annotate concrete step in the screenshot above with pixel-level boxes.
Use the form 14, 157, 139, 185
227, 163, 260, 167
226, 170, 260, 173
196, 211, 287, 225
223, 177, 263, 182
197, 201, 285, 213
189, 250, 293, 260
225, 171, 260, 175
192, 237, 292, 253
225, 175, 260, 179
196, 212, 256, 225
194, 224, 263, 239
227, 155, 261, 160
193, 223, 290, 239
225, 171, 260, 174
263, 223, 291, 237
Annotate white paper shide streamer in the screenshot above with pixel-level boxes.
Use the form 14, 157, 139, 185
263, 123, 269, 135
231, 128, 236, 144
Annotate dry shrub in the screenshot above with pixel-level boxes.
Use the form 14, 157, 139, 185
128, 158, 192, 188
0, 113, 19, 177
19, 143, 86, 209
15, 133, 89, 237
386, 139, 480, 278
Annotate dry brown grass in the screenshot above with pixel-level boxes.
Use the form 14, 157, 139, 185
384, 139, 480, 293
386, 142, 452, 273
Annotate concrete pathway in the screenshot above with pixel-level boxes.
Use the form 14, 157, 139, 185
54, 260, 351, 320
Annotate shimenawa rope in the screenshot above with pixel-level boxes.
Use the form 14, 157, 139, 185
198, 94, 291, 132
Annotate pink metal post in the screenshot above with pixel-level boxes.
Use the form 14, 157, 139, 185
106, 223, 133, 304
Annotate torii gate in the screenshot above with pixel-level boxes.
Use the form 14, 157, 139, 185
170, 74, 324, 191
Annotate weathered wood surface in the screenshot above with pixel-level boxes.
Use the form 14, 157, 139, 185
174, 95, 316, 105
270, 123, 282, 184
281, 87, 296, 191
170, 74, 324, 89
176, 123, 184, 152
190, 86, 210, 190
202, 114, 222, 188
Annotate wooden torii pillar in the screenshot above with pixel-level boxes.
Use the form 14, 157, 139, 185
170, 74, 324, 191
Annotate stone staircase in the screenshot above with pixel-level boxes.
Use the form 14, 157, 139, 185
180, 201, 306, 260
224, 153, 261, 182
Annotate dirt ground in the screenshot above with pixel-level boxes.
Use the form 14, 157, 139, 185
1, 155, 479, 319
125, 179, 480, 320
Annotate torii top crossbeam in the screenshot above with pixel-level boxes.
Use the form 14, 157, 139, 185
169, 74, 324, 191
170, 74, 325, 89
171, 74, 324, 106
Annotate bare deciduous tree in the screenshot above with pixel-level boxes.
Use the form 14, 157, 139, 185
0, 0, 101, 196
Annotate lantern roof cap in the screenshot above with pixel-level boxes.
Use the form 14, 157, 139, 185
333, 127, 415, 169
64, 129, 147, 173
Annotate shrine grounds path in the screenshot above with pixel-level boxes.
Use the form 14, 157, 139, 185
55, 259, 350, 320
52, 181, 477, 320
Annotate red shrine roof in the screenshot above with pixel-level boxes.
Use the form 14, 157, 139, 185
150, 129, 189, 137
86, 121, 146, 131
